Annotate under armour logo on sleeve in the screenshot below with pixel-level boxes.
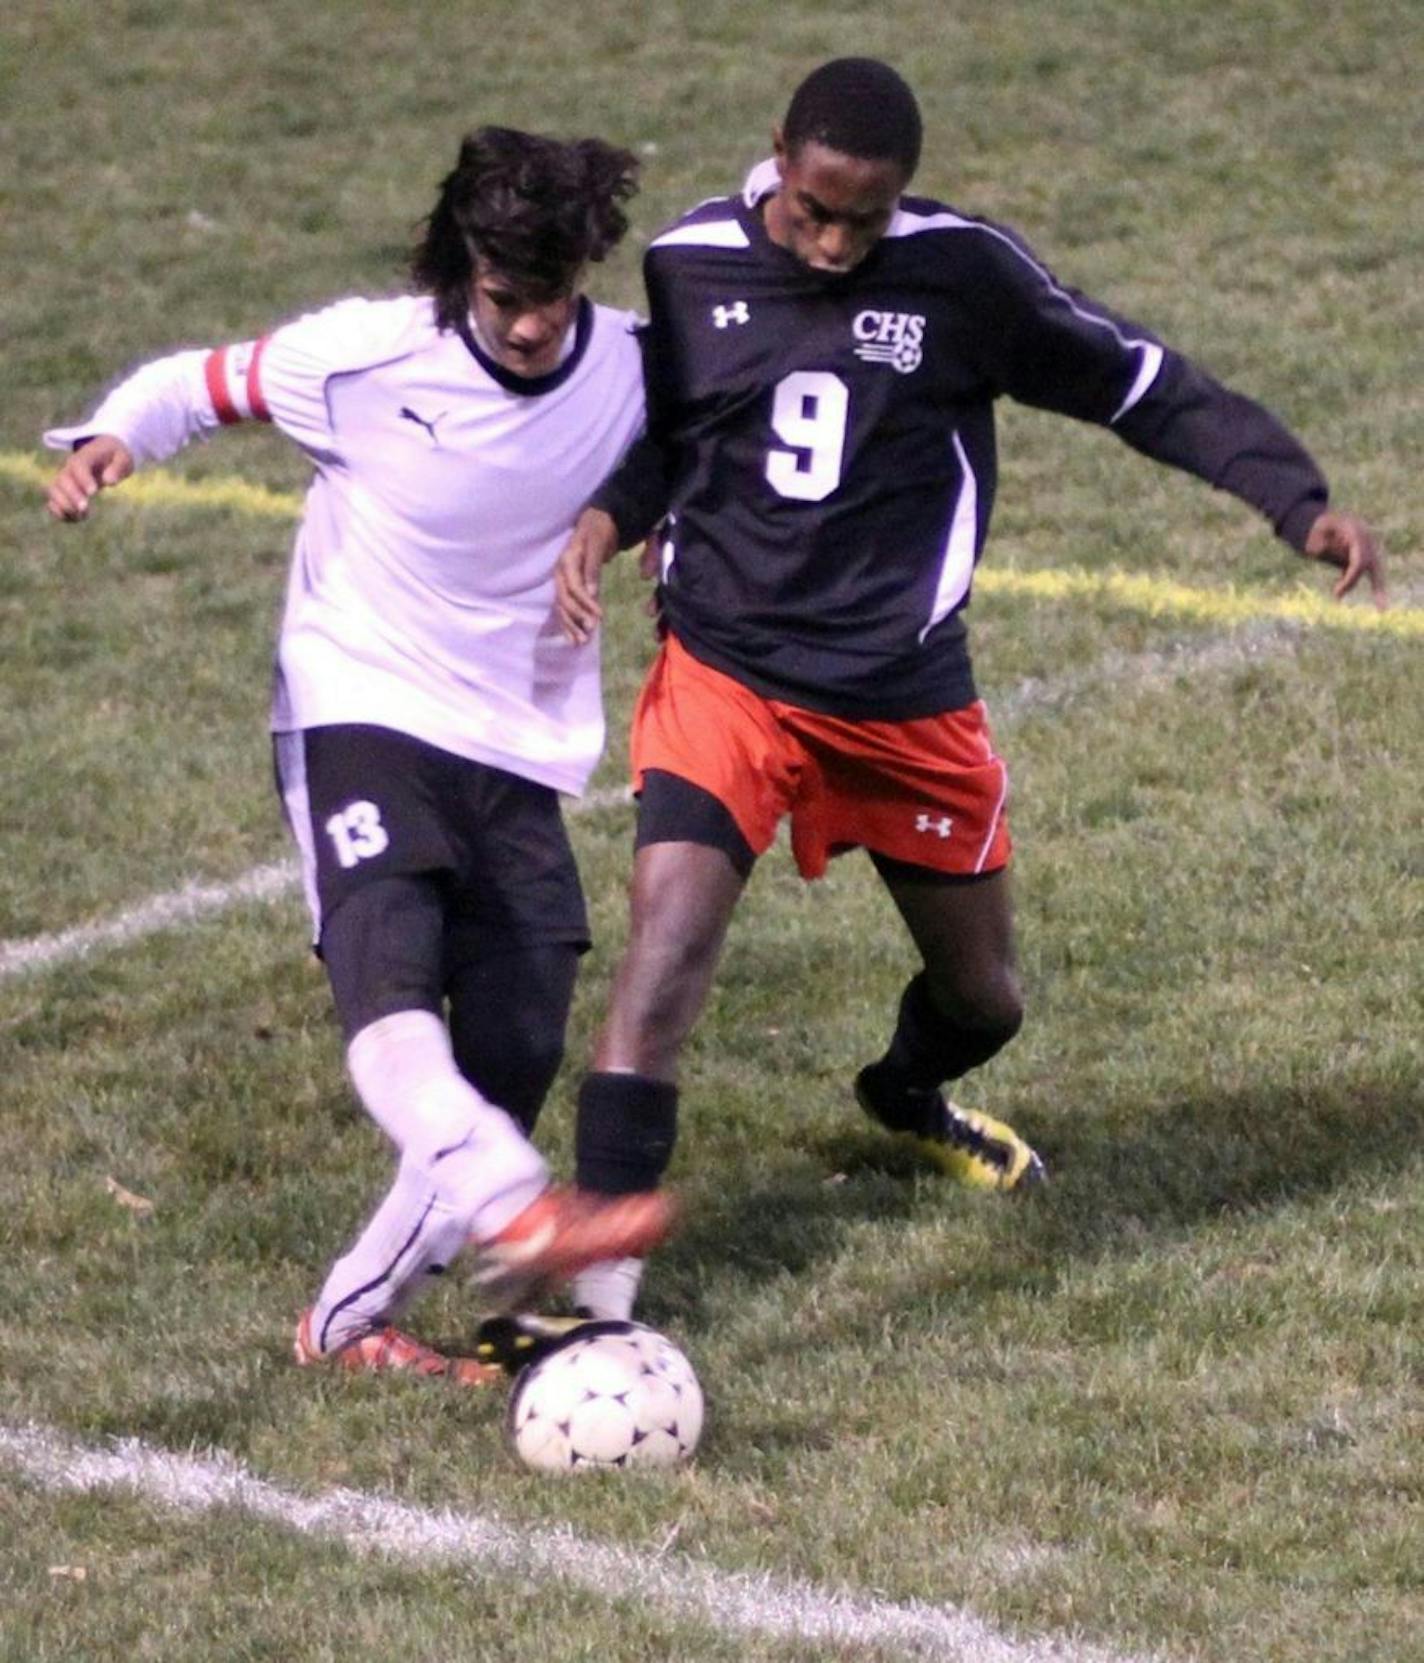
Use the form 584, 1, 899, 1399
712, 301, 751, 329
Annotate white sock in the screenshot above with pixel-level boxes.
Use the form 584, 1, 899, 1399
309, 1156, 470, 1351
570, 1257, 646, 1322
346, 1008, 546, 1236
309, 1010, 548, 1343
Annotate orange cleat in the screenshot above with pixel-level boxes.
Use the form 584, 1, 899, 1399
472, 1184, 676, 1311
293, 1309, 502, 1388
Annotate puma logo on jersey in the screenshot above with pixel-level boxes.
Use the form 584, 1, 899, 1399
400, 405, 445, 443
712, 301, 751, 329
914, 813, 953, 838
853, 310, 926, 374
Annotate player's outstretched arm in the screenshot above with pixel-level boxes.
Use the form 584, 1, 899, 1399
555, 507, 621, 644
47, 435, 135, 522
1304, 509, 1387, 608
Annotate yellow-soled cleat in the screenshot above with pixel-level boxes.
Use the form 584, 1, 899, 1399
855, 1067, 1046, 1191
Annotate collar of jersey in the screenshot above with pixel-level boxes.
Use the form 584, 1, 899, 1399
455, 295, 593, 395
735, 165, 887, 285
741, 156, 780, 207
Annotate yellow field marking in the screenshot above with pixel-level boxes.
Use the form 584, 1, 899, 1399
974, 566, 1421, 639
0, 451, 302, 519
4, 449, 1417, 637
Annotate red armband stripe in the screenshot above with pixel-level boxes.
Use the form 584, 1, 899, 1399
246, 336, 272, 423
204, 348, 241, 425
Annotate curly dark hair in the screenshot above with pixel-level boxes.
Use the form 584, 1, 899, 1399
412, 126, 640, 330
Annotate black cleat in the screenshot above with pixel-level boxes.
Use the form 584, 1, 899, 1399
473, 1312, 612, 1376
855, 1065, 1046, 1190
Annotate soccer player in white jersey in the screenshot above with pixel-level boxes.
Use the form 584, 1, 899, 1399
553, 60, 1385, 1323
44, 127, 672, 1385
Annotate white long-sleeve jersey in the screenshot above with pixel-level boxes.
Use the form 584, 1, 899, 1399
45, 293, 646, 795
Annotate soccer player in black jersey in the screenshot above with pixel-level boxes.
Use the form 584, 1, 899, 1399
554, 58, 1385, 1321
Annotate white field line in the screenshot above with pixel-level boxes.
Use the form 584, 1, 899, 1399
0, 622, 1299, 986
0, 785, 633, 984
990, 617, 1304, 721
1, 638, 1261, 1661
0, 860, 298, 980
0, 1422, 1162, 1663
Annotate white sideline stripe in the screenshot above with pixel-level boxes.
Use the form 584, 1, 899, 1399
0, 1423, 1160, 1663
0, 785, 633, 984
0, 860, 299, 979
1, 621, 1299, 985
991, 619, 1302, 722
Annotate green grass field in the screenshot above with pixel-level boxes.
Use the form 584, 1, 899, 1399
2, 2, 1420, 1659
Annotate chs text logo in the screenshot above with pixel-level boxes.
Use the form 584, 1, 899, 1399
853, 310, 925, 374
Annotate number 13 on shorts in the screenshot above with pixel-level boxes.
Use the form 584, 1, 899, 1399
326, 800, 391, 869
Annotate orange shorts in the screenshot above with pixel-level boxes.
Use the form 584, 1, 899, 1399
630, 635, 1012, 880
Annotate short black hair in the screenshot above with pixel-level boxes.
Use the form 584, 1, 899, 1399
782, 58, 922, 178
412, 126, 640, 330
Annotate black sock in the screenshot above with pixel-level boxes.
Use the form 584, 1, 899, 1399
876, 972, 1022, 1090
575, 1071, 680, 1195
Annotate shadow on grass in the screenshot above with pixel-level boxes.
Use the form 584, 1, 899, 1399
1011, 1074, 1424, 1259
650, 1072, 1424, 1335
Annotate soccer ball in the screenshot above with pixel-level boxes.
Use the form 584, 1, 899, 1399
505, 1321, 704, 1472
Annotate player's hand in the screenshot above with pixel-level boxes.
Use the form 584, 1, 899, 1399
1304, 509, 1386, 608
638, 525, 667, 630
555, 507, 620, 643
47, 435, 135, 522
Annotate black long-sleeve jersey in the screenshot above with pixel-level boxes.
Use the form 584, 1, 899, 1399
595, 162, 1330, 719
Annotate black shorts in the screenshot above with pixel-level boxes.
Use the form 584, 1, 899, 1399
273, 724, 590, 952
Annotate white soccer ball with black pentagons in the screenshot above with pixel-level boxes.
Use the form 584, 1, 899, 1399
506, 1320, 704, 1472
